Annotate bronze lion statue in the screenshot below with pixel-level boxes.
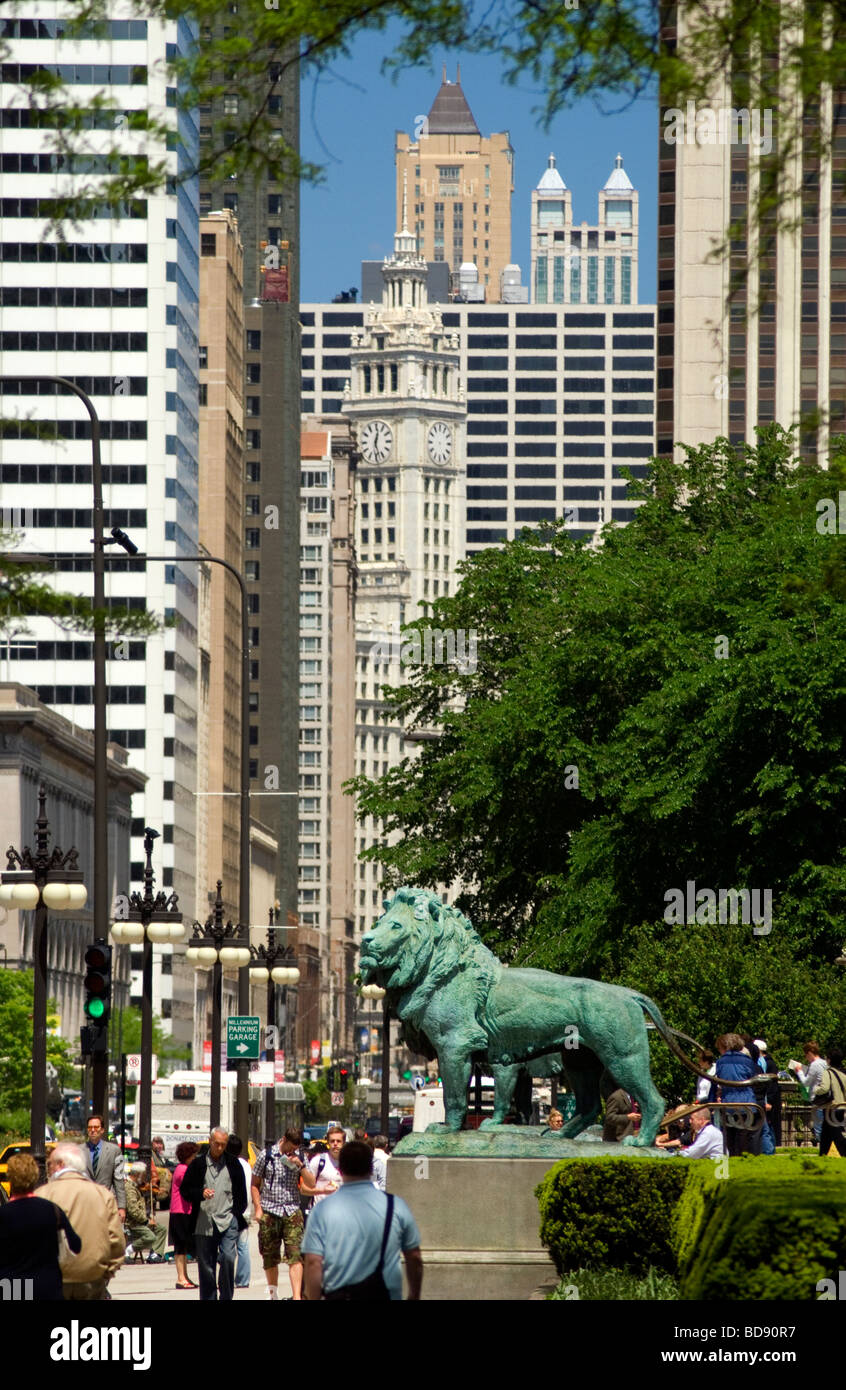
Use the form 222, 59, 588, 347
359, 886, 755, 1145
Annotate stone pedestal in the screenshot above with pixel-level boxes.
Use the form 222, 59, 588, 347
387, 1156, 561, 1301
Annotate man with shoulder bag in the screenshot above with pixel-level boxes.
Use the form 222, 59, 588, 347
812, 1047, 846, 1157
302, 1141, 422, 1301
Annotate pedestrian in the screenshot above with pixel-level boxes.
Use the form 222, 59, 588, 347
152, 1136, 175, 1171
789, 1042, 828, 1145
602, 1080, 639, 1143
371, 1134, 390, 1191
695, 1050, 716, 1104
811, 1046, 846, 1157
0, 1153, 81, 1301
83, 1114, 126, 1223
179, 1127, 248, 1302
226, 1134, 254, 1290
34, 1142, 125, 1300
302, 1141, 422, 1300
677, 1107, 726, 1159
168, 1141, 198, 1290
251, 1127, 307, 1301
710, 1033, 762, 1155
124, 1163, 167, 1263
300, 1124, 344, 1205
543, 1108, 564, 1134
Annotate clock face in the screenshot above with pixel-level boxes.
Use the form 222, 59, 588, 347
428, 421, 452, 465
360, 419, 393, 464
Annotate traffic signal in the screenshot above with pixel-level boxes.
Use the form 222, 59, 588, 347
339, 1064, 350, 1093
83, 941, 111, 1030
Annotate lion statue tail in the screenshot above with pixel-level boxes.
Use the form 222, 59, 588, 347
632, 992, 769, 1090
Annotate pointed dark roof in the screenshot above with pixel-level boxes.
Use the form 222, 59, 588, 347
426, 69, 480, 136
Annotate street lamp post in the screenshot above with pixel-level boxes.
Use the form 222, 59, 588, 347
109, 828, 183, 1177
361, 984, 388, 1136
186, 882, 251, 1129
0, 786, 88, 1174
249, 906, 300, 1143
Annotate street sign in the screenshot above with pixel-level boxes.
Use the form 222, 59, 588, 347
226, 1015, 260, 1060
331, 1091, 344, 1107
310, 1039, 321, 1063
125, 1054, 158, 1084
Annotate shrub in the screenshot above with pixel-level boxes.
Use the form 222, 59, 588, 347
548, 1266, 679, 1301
675, 1153, 846, 1300
0, 1110, 32, 1143
537, 1156, 689, 1276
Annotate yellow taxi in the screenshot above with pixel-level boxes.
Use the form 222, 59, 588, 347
0, 1141, 32, 1197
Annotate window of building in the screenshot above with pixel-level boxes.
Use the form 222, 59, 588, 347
200, 232, 216, 256
199, 345, 208, 368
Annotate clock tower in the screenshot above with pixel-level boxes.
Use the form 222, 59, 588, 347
342, 191, 469, 971
342, 181, 466, 612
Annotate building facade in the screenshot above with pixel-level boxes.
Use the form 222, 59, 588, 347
0, 5, 201, 1047
199, 27, 302, 923
197, 209, 244, 924
0, 683, 144, 1047
657, 1, 845, 462
531, 153, 639, 307
395, 67, 514, 300
302, 300, 656, 555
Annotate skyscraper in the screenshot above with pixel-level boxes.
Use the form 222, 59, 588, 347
0, 6, 201, 1046
657, 1, 843, 463
531, 154, 639, 306
199, 28, 301, 928
396, 66, 513, 300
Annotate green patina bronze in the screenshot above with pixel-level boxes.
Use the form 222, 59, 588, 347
391, 1125, 675, 1159
360, 886, 746, 1150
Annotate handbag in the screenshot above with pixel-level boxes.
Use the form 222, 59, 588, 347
323, 1196, 394, 1301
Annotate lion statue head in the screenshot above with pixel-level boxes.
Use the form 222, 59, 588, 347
359, 886, 499, 1017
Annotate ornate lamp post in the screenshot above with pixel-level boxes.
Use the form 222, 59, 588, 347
185, 882, 251, 1129
0, 786, 88, 1175
249, 906, 300, 1143
109, 828, 183, 1176
361, 984, 389, 1136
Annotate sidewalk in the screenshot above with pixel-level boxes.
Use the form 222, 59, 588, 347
110, 1221, 293, 1301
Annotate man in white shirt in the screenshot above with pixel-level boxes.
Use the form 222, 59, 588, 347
789, 1042, 827, 1144
679, 1107, 726, 1159
300, 1125, 344, 1205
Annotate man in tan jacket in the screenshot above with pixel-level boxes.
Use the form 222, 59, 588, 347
35, 1141, 125, 1300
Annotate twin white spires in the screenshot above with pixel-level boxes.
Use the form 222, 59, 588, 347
535, 150, 635, 195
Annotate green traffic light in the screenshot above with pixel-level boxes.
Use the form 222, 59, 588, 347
87, 997, 106, 1019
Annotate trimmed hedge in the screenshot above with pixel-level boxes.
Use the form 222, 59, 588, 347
674, 1153, 846, 1300
536, 1156, 688, 1276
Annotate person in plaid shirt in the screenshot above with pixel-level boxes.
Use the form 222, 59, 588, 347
251, 1127, 307, 1301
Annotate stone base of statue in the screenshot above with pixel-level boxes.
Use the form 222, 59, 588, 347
388, 1125, 670, 1300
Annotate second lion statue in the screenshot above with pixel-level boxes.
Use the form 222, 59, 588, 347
359, 886, 735, 1146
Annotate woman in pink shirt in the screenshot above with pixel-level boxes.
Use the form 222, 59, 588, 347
169, 1141, 199, 1289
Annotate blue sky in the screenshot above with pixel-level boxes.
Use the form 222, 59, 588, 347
299, 30, 658, 304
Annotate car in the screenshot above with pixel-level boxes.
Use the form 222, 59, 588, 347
0, 1141, 32, 1196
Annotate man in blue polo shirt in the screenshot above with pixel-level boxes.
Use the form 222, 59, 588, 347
302, 1141, 422, 1301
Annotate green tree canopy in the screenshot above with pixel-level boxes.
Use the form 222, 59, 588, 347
0, 969, 76, 1110
117, 1004, 191, 1073
350, 429, 846, 985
